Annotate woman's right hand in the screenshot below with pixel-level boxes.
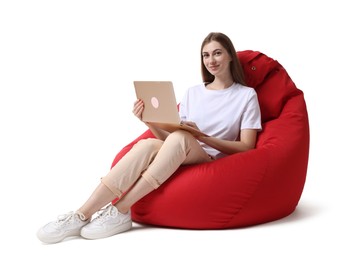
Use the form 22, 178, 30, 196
133, 98, 169, 140
132, 99, 144, 121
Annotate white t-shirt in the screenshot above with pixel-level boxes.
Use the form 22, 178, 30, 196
179, 83, 262, 159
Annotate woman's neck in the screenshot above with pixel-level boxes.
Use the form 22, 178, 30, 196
206, 77, 234, 90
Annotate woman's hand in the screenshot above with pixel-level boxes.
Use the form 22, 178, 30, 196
180, 121, 200, 131
180, 121, 203, 137
133, 99, 169, 140
133, 99, 144, 121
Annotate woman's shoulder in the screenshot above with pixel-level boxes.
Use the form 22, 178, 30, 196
180, 83, 205, 101
185, 83, 206, 94
235, 83, 257, 95
190, 82, 206, 89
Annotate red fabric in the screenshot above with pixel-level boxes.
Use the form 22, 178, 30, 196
111, 50, 310, 229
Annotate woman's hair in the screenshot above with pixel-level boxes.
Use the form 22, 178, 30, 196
200, 32, 246, 86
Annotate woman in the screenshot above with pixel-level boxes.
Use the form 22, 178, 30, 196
37, 32, 262, 243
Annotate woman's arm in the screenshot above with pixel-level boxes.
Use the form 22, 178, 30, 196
197, 129, 258, 155
133, 99, 169, 141
182, 121, 258, 155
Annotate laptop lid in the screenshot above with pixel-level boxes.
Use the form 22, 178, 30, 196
133, 81, 208, 137
133, 81, 180, 124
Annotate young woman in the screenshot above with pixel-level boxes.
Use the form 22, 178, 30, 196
37, 32, 262, 243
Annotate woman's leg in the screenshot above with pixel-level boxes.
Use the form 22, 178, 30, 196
77, 184, 117, 220
115, 130, 213, 213
77, 138, 163, 219
37, 132, 211, 243
140, 130, 212, 189
115, 177, 154, 214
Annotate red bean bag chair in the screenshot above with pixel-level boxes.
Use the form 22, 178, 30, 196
111, 50, 310, 229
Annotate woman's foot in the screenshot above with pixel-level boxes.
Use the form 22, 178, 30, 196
81, 204, 132, 240
37, 211, 89, 244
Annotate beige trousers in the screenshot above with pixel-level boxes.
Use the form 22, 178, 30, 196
101, 130, 213, 198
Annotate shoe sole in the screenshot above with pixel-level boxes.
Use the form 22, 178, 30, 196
81, 221, 132, 240
37, 228, 81, 244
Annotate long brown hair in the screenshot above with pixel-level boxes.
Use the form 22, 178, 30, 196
200, 32, 246, 86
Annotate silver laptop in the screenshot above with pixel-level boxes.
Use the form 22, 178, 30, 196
133, 81, 207, 136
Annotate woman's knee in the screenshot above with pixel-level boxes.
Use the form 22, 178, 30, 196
167, 130, 192, 141
165, 130, 195, 149
134, 138, 163, 153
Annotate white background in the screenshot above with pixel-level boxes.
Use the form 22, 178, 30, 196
1, 0, 357, 259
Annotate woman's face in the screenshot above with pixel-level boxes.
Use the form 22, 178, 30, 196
202, 40, 232, 77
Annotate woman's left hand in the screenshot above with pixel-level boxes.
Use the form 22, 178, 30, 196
180, 121, 200, 130
180, 121, 205, 139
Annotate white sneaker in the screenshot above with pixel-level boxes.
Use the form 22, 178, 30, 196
37, 211, 89, 244
81, 204, 132, 240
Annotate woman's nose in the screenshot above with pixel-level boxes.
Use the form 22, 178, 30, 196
209, 56, 216, 64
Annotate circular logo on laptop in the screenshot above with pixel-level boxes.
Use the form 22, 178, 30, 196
151, 96, 159, 109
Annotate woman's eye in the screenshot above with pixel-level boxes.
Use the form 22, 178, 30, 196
214, 51, 222, 56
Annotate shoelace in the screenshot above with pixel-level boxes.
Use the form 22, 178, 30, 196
93, 205, 116, 223
55, 211, 86, 226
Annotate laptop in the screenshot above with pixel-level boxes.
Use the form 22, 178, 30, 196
133, 81, 208, 137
